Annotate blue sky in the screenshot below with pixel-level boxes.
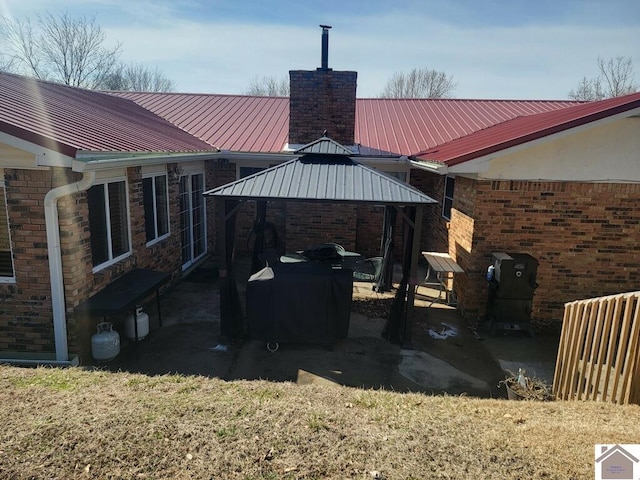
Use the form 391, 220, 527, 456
1, 0, 638, 99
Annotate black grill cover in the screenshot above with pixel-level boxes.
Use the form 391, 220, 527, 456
246, 262, 353, 345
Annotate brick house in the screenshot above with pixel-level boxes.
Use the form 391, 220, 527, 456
410, 93, 640, 320
1, 58, 639, 363
0, 72, 222, 363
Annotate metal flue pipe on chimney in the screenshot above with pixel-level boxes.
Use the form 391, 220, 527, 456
320, 25, 331, 70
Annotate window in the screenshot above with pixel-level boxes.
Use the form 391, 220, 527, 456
143, 174, 169, 244
0, 185, 14, 279
442, 176, 455, 220
88, 180, 131, 269
239, 166, 265, 179
386, 171, 407, 182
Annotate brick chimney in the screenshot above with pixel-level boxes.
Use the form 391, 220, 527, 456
289, 25, 357, 146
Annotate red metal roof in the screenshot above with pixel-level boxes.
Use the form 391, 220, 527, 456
355, 98, 580, 156
0, 72, 217, 157
415, 92, 640, 166
114, 92, 290, 153
114, 92, 580, 156
1, 71, 602, 161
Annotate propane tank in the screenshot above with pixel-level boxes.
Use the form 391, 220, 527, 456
124, 306, 150, 341
91, 322, 120, 361
486, 264, 495, 281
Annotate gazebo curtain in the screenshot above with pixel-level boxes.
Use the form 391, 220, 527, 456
375, 206, 396, 292
382, 205, 421, 347
219, 199, 243, 342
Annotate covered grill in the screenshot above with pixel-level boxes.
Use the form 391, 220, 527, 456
246, 262, 352, 350
484, 252, 538, 336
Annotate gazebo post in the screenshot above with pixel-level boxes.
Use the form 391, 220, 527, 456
402, 205, 423, 349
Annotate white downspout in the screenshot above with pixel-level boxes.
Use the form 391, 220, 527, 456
44, 171, 95, 361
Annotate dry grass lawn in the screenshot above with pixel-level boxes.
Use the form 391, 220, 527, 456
0, 365, 639, 479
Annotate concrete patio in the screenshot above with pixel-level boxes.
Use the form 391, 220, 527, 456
100, 259, 560, 399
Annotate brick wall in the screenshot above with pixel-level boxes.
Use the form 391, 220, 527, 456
0, 169, 53, 353
355, 205, 385, 256
71, 166, 188, 360
223, 199, 410, 263
448, 178, 640, 322
285, 202, 357, 252
0, 161, 230, 360
289, 70, 357, 146
355, 205, 409, 259
410, 170, 447, 253
207, 160, 236, 256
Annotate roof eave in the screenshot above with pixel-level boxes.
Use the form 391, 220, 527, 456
73, 151, 222, 172
434, 103, 640, 169
204, 193, 435, 206
0, 129, 75, 168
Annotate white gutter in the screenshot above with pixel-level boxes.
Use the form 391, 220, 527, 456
44, 171, 96, 361
73, 151, 221, 171
409, 159, 448, 174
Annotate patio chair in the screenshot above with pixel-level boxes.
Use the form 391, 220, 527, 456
353, 257, 383, 282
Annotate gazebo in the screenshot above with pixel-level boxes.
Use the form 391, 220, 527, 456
204, 138, 437, 348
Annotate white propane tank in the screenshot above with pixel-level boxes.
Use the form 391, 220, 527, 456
124, 306, 150, 341
91, 322, 120, 361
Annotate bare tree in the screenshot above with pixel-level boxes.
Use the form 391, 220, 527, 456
569, 76, 604, 101
569, 56, 637, 101
1, 12, 121, 88
245, 76, 289, 96
0, 50, 15, 72
98, 62, 175, 92
379, 68, 457, 99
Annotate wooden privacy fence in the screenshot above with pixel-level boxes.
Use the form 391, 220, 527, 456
553, 291, 640, 405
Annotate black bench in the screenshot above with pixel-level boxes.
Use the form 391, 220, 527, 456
75, 268, 171, 344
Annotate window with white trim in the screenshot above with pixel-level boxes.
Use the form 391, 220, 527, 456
442, 176, 455, 220
142, 174, 169, 245
87, 179, 131, 269
0, 184, 15, 279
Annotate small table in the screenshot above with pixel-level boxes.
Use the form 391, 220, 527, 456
421, 252, 464, 307
75, 268, 171, 345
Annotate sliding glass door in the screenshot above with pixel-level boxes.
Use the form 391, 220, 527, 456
179, 172, 206, 270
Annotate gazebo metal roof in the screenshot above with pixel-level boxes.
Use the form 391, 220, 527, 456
294, 136, 355, 155
204, 153, 437, 206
